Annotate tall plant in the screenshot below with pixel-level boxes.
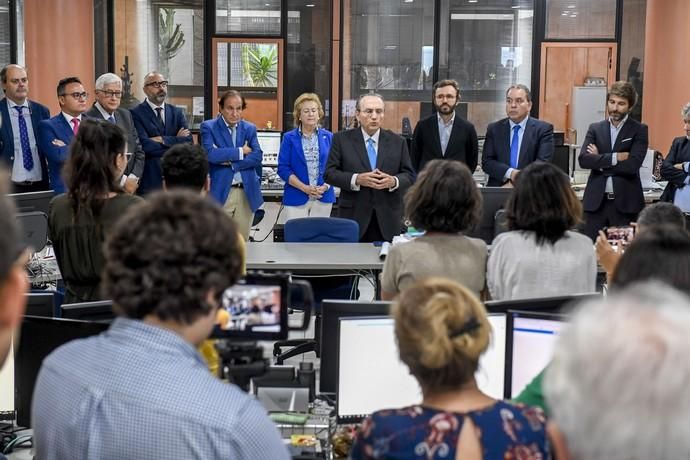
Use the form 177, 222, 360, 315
158, 8, 186, 78
242, 44, 278, 87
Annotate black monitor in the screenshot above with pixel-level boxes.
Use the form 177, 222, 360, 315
484, 292, 600, 315
16, 211, 49, 252
60, 300, 115, 322
319, 300, 391, 394
8, 190, 54, 215
25, 292, 56, 318
552, 145, 571, 176
14, 316, 109, 427
467, 187, 512, 244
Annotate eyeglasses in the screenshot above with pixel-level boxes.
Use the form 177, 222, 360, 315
359, 108, 384, 116
61, 92, 88, 100
145, 81, 168, 88
97, 90, 122, 99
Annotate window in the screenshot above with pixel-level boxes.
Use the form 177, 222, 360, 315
0, 1, 11, 68
216, 0, 281, 35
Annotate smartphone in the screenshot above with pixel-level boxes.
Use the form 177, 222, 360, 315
604, 226, 635, 247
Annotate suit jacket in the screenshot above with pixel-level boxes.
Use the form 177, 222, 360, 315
410, 113, 478, 173
481, 117, 554, 186
129, 101, 193, 194
578, 117, 648, 214
85, 105, 145, 178
0, 98, 50, 184
324, 128, 415, 241
277, 127, 335, 206
199, 116, 263, 212
659, 137, 690, 203
38, 113, 86, 194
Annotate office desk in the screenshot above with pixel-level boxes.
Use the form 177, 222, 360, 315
246, 242, 383, 298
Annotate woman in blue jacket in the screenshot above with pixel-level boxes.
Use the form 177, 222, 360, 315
277, 93, 335, 221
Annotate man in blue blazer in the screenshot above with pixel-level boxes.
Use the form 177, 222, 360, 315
200, 90, 263, 240
0, 64, 50, 193
37, 76, 89, 194
129, 71, 192, 195
481, 84, 554, 186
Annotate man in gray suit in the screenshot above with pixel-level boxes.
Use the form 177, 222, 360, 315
86, 72, 145, 194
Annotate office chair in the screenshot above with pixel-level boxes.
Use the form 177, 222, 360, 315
273, 217, 360, 364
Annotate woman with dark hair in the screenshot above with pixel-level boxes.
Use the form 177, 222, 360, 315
381, 160, 486, 299
49, 118, 142, 303
487, 161, 595, 300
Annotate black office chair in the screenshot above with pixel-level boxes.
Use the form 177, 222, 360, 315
273, 217, 360, 364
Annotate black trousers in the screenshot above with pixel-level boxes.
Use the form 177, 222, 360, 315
583, 198, 639, 241
360, 210, 385, 243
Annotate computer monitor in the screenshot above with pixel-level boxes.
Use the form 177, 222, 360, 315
505, 310, 566, 399
552, 145, 571, 176
467, 187, 512, 244
0, 344, 13, 421
484, 292, 600, 315
319, 300, 391, 394
335, 313, 507, 423
14, 316, 109, 427
16, 211, 49, 252
60, 300, 115, 322
25, 292, 56, 317
8, 190, 54, 215
257, 131, 282, 166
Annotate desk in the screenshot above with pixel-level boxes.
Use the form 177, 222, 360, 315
572, 187, 663, 203
246, 242, 384, 298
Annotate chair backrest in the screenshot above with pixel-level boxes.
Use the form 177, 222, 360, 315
284, 217, 359, 243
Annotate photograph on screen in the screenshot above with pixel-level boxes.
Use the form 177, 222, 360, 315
218, 284, 281, 333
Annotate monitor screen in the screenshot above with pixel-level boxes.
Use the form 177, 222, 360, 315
14, 316, 109, 427
485, 293, 599, 315
507, 311, 565, 398
335, 313, 507, 423
257, 131, 282, 166
25, 292, 56, 318
60, 300, 114, 322
8, 190, 54, 215
467, 187, 512, 244
0, 344, 13, 421
319, 300, 391, 394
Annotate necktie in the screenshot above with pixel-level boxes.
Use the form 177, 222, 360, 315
107, 115, 116, 124
366, 138, 377, 170
510, 125, 521, 169
14, 106, 34, 171
71, 117, 80, 135
155, 107, 165, 129
230, 125, 237, 147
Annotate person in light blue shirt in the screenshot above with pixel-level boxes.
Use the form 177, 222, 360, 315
661, 102, 690, 214
31, 191, 289, 460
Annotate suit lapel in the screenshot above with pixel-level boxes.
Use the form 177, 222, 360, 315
350, 129, 371, 170
215, 116, 234, 148
430, 116, 443, 157
612, 119, 635, 152
376, 130, 389, 170
164, 104, 174, 135
291, 130, 307, 167
518, 118, 535, 168
498, 119, 511, 164
57, 114, 74, 141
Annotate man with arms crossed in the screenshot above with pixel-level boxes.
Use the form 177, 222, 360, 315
31, 191, 289, 460
0, 64, 51, 193
325, 93, 414, 242
481, 84, 554, 186
411, 79, 478, 174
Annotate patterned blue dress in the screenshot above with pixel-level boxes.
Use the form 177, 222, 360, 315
350, 400, 550, 459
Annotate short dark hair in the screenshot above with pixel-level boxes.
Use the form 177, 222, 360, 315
637, 202, 686, 231
506, 161, 582, 244
607, 80, 637, 109
432, 79, 460, 99
162, 144, 209, 191
103, 191, 243, 325
218, 90, 246, 110
611, 225, 690, 295
57, 76, 82, 97
0, 171, 21, 281
506, 84, 532, 103
405, 160, 481, 233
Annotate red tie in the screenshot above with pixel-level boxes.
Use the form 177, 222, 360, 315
71, 118, 80, 135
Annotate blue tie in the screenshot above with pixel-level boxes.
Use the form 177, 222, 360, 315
107, 115, 116, 124
366, 138, 377, 170
14, 106, 34, 171
510, 125, 521, 169
230, 125, 237, 147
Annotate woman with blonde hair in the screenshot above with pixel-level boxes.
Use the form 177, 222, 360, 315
277, 93, 334, 220
351, 278, 550, 460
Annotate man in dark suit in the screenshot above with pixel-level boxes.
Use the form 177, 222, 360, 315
579, 81, 648, 240
0, 64, 50, 193
325, 93, 414, 242
129, 71, 192, 195
411, 79, 478, 173
481, 84, 554, 186
200, 90, 263, 240
86, 73, 145, 195
659, 102, 690, 211
37, 76, 88, 194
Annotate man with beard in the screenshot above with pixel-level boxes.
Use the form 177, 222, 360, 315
410, 79, 478, 174
578, 81, 648, 240
130, 71, 193, 195
481, 84, 554, 186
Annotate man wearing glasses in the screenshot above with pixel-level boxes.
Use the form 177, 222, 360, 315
0, 64, 51, 193
86, 73, 145, 194
38, 76, 89, 193
130, 71, 193, 195
325, 93, 414, 242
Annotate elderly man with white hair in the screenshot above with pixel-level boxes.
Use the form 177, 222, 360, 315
545, 283, 690, 460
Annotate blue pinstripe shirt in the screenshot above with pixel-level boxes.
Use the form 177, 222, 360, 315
31, 318, 289, 460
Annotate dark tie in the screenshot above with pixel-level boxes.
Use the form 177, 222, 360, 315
155, 107, 165, 130
510, 125, 521, 169
14, 106, 34, 171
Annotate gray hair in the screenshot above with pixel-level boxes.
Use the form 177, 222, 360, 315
355, 92, 384, 111
95, 73, 122, 90
682, 102, 690, 120
544, 282, 690, 460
